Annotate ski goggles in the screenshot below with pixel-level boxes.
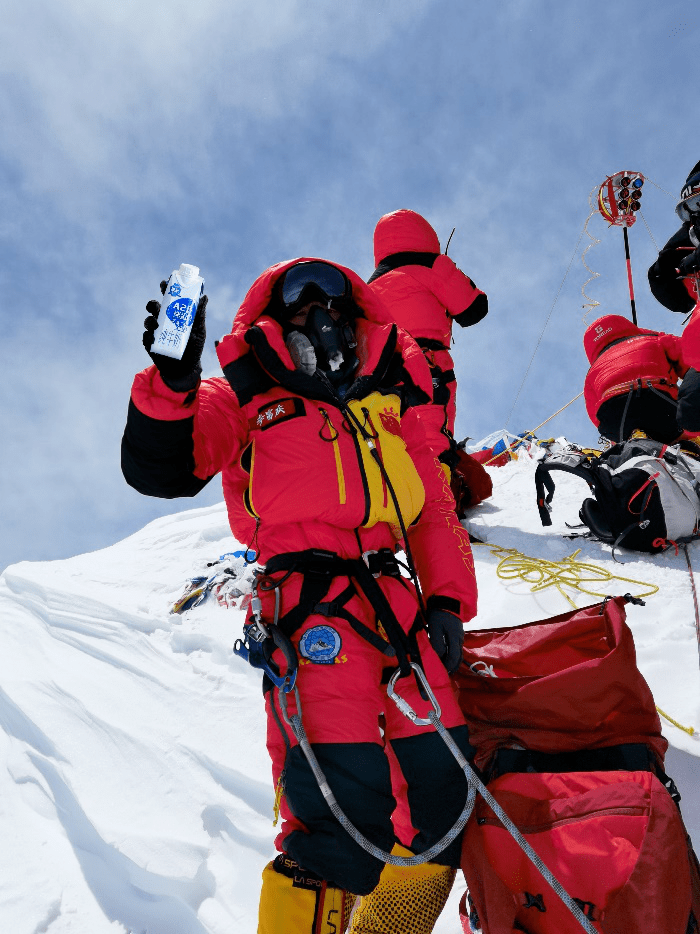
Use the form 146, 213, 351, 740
676, 192, 700, 222
279, 262, 351, 311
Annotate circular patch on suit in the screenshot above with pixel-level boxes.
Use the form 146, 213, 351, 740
298, 625, 342, 664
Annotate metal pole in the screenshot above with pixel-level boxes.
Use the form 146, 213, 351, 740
622, 226, 638, 325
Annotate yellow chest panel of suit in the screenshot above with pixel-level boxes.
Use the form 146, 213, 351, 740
345, 392, 425, 533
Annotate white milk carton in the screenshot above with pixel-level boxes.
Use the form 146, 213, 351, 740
151, 263, 204, 360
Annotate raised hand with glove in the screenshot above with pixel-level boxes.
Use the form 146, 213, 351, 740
427, 609, 464, 674
143, 279, 208, 393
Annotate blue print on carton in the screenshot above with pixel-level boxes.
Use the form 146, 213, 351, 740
165, 297, 195, 331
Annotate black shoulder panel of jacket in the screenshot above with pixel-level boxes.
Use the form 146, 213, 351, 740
648, 224, 695, 314
370, 336, 432, 414
453, 293, 488, 328
220, 345, 277, 406
121, 399, 213, 498
367, 251, 439, 283
347, 324, 400, 402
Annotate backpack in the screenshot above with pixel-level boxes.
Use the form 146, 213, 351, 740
453, 597, 700, 934
451, 448, 494, 518
535, 438, 700, 554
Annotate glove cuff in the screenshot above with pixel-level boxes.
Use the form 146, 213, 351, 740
426, 595, 461, 617
159, 363, 202, 394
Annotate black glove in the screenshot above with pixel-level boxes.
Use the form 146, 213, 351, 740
143, 280, 208, 392
678, 247, 700, 276
427, 609, 464, 674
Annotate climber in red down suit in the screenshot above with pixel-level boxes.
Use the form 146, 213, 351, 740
368, 210, 488, 479
121, 258, 478, 933
583, 314, 688, 445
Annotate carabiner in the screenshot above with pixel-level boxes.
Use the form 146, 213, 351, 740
233, 581, 298, 692
387, 663, 441, 726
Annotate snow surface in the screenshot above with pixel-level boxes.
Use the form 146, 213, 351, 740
1, 450, 699, 933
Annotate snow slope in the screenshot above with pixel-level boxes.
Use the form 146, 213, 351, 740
1, 451, 699, 933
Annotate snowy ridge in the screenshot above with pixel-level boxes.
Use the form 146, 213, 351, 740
1, 458, 699, 932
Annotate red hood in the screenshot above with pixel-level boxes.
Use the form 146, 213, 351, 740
373, 210, 441, 265
583, 314, 658, 363
216, 257, 398, 371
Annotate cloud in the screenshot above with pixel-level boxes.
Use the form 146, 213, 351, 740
1, 0, 698, 569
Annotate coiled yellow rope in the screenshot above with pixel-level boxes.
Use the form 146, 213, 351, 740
474, 543, 659, 608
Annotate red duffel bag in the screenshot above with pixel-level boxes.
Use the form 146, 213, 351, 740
451, 449, 494, 518
454, 596, 700, 934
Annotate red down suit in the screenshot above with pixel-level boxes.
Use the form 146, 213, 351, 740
583, 314, 687, 444
368, 210, 487, 468
121, 258, 478, 898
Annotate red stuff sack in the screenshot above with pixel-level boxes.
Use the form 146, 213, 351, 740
452, 449, 494, 517
454, 597, 700, 934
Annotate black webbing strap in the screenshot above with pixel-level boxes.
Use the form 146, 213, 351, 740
416, 337, 450, 352
265, 549, 340, 639
315, 583, 397, 659
618, 384, 635, 443
534, 455, 595, 526
350, 554, 415, 676
492, 742, 653, 778
263, 548, 414, 675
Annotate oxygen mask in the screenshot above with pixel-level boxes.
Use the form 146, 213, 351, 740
286, 303, 358, 389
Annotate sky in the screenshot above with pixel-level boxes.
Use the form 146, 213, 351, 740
2, 453, 698, 931
2, 0, 699, 570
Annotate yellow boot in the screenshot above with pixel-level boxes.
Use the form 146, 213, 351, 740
347, 845, 456, 934
258, 854, 354, 934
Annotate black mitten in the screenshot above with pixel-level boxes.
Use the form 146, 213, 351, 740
143, 280, 208, 392
427, 609, 464, 674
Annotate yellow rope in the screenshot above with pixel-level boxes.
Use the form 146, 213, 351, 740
655, 706, 696, 736
474, 543, 659, 609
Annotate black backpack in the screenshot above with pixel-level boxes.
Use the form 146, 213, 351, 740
535, 439, 700, 554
